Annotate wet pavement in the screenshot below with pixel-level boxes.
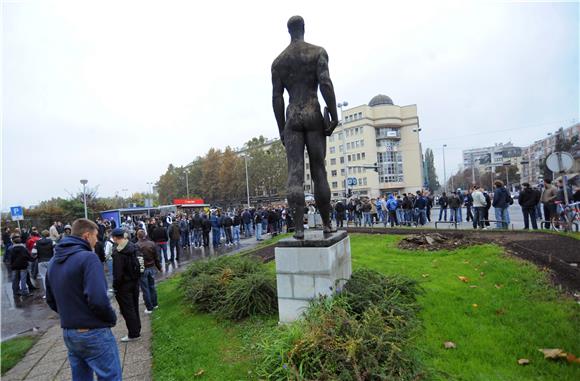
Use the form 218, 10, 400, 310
1, 234, 264, 342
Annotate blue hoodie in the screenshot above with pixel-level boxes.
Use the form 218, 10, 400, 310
46, 236, 116, 329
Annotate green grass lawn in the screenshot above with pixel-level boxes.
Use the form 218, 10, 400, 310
152, 233, 580, 380
1, 336, 38, 375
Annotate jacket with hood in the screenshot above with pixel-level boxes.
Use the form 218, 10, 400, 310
9, 243, 30, 270
46, 236, 116, 329
492, 187, 511, 208
112, 240, 141, 290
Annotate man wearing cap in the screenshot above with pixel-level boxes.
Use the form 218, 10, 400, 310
45, 218, 120, 380
111, 228, 142, 342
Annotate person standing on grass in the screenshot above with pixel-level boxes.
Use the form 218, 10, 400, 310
111, 228, 142, 342
136, 229, 161, 313
45, 219, 121, 380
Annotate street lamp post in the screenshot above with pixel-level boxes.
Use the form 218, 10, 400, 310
185, 172, 190, 199
337, 101, 349, 197
442, 144, 447, 192
244, 154, 251, 208
413, 127, 424, 189
80, 179, 88, 219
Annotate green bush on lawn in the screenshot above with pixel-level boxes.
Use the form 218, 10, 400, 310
179, 255, 277, 320
256, 269, 424, 381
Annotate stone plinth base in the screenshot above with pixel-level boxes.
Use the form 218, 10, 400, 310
275, 230, 351, 323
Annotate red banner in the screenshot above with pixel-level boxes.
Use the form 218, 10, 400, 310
173, 198, 205, 205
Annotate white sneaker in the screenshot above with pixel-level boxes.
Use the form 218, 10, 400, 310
154, 305, 159, 309
144, 309, 153, 314
120, 336, 140, 342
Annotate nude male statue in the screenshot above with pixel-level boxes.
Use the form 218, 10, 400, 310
271, 15, 339, 239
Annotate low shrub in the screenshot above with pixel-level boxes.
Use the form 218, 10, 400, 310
180, 256, 278, 320
256, 269, 423, 381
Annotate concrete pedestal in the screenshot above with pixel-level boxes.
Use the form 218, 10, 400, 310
275, 230, 351, 323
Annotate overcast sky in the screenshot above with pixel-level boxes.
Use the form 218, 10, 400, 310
2, 0, 579, 209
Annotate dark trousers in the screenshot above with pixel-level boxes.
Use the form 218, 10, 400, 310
115, 281, 141, 338
522, 207, 538, 230
543, 204, 554, 229
202, 231, 210, 247
169, 239, 180, 260
388, 211, 398, 227
224, 227, 233, 244
426, 206, 431, 222
466, 206, 473, 221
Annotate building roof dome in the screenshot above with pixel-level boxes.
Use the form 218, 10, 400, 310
369, 94, 394, 107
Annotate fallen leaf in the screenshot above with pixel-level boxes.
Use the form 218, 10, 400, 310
472, 304, 478, 308
469, 285, 478, 288
421, 274, 430, 278
495, 284, 503, 289
443, 341, 456, 349
194, 369, 205, 377
458, 276, 469, 283
539, 348, 567, 359
517, 358, 530, 365
567, 354, 580, 364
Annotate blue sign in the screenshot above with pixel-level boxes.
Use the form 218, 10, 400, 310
10, 206, 24, 221
347, 177, 357, 186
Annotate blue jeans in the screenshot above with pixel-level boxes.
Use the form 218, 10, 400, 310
212, 228, 221, 246
255, 223, 262, 240
396, 209, 405, 225
363, 212, 372, 227
193, 229, 202, 247
244, 223, 252, 237
449, 208, 458, 222
140, 267, 158, 311
233, 226, 240, 243
438, 207, 447, 221
63, 327, 121, 381
494, 207, 509, 228
156, 243, 168, 262
457, 207, 463, 223
12, 269, 29, 295
180, 231, 189, 247
416, 209, 427, 225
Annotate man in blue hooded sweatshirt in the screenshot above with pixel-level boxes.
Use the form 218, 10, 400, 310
46, 219, 120, 380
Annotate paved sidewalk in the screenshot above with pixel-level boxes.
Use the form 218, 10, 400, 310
3, 298, 153, 381
2, 234, 271, 380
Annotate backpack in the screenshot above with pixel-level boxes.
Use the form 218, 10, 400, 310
128, 249, 145, 280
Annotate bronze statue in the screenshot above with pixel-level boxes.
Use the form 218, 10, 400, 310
272, 15, 339, 239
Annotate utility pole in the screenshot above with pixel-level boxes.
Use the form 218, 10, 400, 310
442, 144, 447, 192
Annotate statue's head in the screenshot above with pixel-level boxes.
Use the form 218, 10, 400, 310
287, 15, 304, 40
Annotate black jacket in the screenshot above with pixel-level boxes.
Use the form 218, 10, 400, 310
519, 188, 539, 208
151, 226, 168, 243
112, 241, 140, 290
35, 237, 55, 262
9, 244, 30, 270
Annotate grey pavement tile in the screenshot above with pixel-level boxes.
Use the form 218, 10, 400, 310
25, 374, 59, 381
27, 343, 55, 357
3, 358, 39, 378
122, 359, 152, 378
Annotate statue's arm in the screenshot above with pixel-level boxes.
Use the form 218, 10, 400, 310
271, 65, 286, 144
317, 49, 339, 130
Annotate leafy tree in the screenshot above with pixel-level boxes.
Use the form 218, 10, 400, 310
424, 148, 440, 191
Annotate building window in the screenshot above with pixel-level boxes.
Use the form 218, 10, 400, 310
306, 174, 310, 180
340, 157, 345, 164
329, 147, 336, 154
305, 163, 309, 169
332, 181, 338, 188
330, 158, 336, 165
362, 152, 366, 159
360, 140, 364, 147
329, 135, 334, 142
348, 155, 352, 161
331, 170, 337, 177
339, 145, 344, 152
338, 132, 343, 140
305, 185, 311, 191
341, 168, 345, 175
357, 153, 361, 160
363, 178, 367, 185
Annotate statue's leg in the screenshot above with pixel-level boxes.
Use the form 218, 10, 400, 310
285, 128, 306, 239
305, 129, 332, 234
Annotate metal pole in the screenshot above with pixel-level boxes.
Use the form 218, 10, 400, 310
244, 155, 250, 208
471, 153, 475, 185
83, 183, 88, 219
442, 145, 447, 192
505, 166, 509, 189
185, 172, 190, 199
338, 102, 348, 197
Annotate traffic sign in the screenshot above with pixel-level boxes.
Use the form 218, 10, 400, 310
347, 177, 357, 186
10, 206, 24, 221
546, 152, 573, 173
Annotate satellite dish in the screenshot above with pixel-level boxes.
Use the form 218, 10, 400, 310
546, 152, 574, 173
